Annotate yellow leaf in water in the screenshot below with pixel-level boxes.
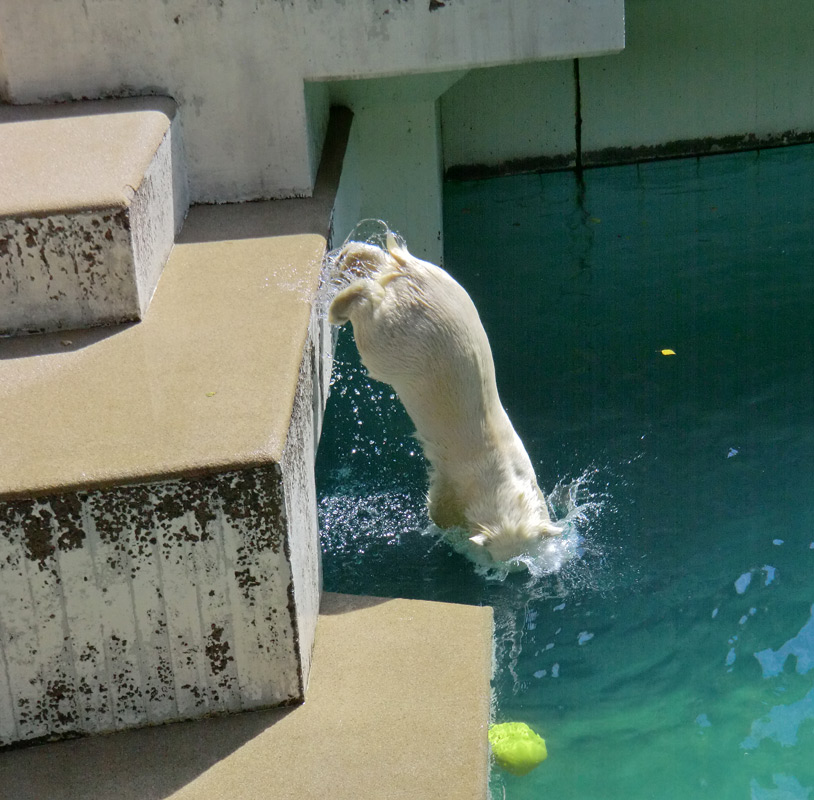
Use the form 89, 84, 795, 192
206, 391, 217, 397
661, 349, 676, 356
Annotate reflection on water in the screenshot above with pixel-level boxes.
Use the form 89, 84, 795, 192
742, 687, 814, 750
755, 605, 814, 678
316, 144, 814, 799
742, 605, 814, 757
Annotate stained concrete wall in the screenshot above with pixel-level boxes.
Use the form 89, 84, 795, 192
0, 465, 303, 746
442, 59, 576, 175
581, 0, 814, 160
441, 0, 814, 176
0, 24, 9, 101
0, 0, 623, 204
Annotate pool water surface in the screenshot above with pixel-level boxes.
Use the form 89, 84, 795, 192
316, 145, 814, 799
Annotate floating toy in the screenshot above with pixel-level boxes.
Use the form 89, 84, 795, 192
488, 721, 548, 776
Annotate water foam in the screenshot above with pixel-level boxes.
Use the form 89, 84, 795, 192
425, 466, 609, 581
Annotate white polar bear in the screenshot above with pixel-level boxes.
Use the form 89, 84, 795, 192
328, 234, 563, 567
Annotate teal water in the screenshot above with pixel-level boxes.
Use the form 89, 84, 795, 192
316, 146, 814, 799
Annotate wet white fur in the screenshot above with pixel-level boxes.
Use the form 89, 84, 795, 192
328, 236, 563, 565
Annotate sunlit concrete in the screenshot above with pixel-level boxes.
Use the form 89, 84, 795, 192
0, 110, 351, 745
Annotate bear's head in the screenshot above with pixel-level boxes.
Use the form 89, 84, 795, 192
468, 518, 564, 565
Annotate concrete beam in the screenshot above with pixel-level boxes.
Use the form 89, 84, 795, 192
328, 72, 468, 263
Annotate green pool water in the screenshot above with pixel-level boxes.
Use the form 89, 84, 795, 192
316, 145, 814, 799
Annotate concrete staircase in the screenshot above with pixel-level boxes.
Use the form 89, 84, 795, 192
0, 101, 348, 744
0, 100, 494, 798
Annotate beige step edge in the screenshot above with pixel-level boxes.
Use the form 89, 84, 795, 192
0, 96, 189, 336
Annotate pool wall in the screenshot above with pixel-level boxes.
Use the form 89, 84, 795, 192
442, 0, 814, 178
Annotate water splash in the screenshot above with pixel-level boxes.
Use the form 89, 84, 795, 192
319, 457, 623, 694
318, 490, 425, 559
427, 466, 610, 581
480, 467, 623, 695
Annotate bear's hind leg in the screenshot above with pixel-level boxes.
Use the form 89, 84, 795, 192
328, 279, 386, 325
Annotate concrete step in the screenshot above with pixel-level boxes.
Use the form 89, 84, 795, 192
0, 96, 188, 336
0, 110, 351, 746
0, 593, 494, 800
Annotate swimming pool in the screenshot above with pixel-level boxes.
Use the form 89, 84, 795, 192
316, 145, 814, 799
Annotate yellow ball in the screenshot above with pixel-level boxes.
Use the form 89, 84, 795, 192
488, 722, 548, 776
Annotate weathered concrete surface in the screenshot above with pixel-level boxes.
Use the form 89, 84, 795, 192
0, 97, 188, 336
0, 0, 624, 202
0, 465, 304, 746
0, 110, 352, 746
0, 594, 495, 800
0, 209, 137, 335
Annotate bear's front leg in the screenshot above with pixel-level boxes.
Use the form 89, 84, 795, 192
427, 470, 468, 530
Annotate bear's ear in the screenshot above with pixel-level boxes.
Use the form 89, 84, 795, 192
469, 533, 489, 548
541, 521, 566, 537
386, 232, 411, 267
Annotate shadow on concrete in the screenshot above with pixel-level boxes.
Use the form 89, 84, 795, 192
177, 106, 352, 245
0, 705, 296, 800
319, 591, 392, 616
0, 95, 178, 126
0, 321, 136, 360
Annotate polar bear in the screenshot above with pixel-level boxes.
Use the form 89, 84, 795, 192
328, 234, 563, 566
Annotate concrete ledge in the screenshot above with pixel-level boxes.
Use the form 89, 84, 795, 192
0, 593, 494, 800
0, 217, 322, 500
0, 96, 188, 336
